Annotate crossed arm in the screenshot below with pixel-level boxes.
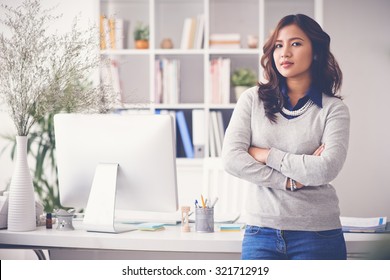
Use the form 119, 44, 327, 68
248, 144, 325, 190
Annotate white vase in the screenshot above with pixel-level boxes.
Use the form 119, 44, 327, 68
7, 136, 36, 232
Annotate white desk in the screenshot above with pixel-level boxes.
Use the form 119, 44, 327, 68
0, 222, 389, 260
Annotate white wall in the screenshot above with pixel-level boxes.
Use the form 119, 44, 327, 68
324, 0, 390, 218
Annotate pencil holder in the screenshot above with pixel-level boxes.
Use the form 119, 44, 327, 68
195, 207, 214, 233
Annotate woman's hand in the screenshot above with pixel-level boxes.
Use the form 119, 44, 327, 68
248, 147, 270, 164
313, 143, 325, 156
287, 143, 325, 190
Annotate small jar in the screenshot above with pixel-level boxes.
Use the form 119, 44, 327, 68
46, 213, 52, 229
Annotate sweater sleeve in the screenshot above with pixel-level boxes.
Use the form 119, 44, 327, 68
266, 100, 350, 186
222, 89, 287, 190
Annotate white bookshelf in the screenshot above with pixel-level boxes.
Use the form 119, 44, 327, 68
99, 0, 322, 160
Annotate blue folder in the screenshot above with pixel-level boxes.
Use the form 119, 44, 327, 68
176, 111, 194, 158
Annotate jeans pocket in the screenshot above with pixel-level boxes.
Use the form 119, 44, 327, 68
244, 225, 262, 236
314, 228, 343, 238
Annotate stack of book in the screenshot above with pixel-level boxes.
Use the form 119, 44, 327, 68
180, 15, 204, 49
155, 58, 181, 104
209, 111, 225, 157
100, 59, 123, 101
100, 15, 126, 50
341, 216, 388, 233
209, 33, 241, 49
209, 58, 231, 104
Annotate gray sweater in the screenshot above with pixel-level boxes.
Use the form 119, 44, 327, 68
222, 86, 350, 231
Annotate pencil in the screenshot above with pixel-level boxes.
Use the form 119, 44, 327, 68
201, 195, 206, 208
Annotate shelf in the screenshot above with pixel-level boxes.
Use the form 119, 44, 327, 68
208, 49, 260, 55
101, 49, 150, 55
99, 0, 321, 160
155, 49, 204, 55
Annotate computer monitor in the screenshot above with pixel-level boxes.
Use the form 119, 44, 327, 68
54, 113, 178, 233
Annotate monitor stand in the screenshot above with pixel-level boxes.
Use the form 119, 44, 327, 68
83, 163, 136, 233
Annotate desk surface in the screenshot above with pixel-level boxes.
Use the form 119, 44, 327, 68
0, 222, 243, 253
1, 222, 389, 259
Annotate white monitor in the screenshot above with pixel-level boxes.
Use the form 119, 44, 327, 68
54, 113, 178, 233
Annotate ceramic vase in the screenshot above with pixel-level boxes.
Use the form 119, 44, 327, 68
135, 40, 149, 49
7, 136, 36, 231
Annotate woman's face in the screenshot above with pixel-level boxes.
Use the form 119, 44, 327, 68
273, 24, 313, 81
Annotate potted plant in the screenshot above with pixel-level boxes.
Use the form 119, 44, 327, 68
0, 0, 118, 231
133, 22, 149, 49
231, 68, 258, 101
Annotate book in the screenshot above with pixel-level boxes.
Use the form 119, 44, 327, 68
187, 17, 196, 49
114, 18, 125, 49
108, 18, 116, 49
208, 115, 216, 157
194, 14, 204, 49
99, 15, 106, 49
100, 59, 122, 101
209, 58, 231, 104
211, 111, 222, 156
180, 17, 192, 49
209, 33, 241, 49
137, 222, 166, 231
219, 224, 244, 232
341, 216, 388, 232
176, 111, 194, 158
192, 109, 205, 158
216, 111, 225, 145
102, 16, 111, 49
155, 58, 180, 104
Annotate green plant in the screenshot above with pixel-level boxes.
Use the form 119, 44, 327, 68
133, 22, 149, 41
231, 68, 258, 87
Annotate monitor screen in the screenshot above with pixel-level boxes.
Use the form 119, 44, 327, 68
54, 113, 178, 232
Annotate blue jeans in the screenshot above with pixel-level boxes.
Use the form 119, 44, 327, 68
242, 226, 347, 260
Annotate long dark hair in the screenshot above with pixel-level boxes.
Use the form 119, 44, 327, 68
259, 14, 342, 122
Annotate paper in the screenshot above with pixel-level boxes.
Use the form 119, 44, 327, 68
340, 216, 387, 232
137, 223, 165, 231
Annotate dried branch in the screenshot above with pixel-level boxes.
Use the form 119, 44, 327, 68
0, 0, 119, 136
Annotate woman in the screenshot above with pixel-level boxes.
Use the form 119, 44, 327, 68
222, 14, 350, 260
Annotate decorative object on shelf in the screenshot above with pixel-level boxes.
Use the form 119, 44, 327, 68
55, 209, 75, 231
247, 34, 258, 48
231, 68, 258, 101
0, 0, 118, 231
209, 33, 241, 49
160, 38, 173, 49
181, 206, 191, 232
133, 22, 149, 49
0, 194, 9, 229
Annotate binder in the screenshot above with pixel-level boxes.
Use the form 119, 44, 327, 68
176, 111, 194, 158
216, 111, 225, 145
209, 115, 216, 157
211, 111, 222, 156
192, 109, 205, 158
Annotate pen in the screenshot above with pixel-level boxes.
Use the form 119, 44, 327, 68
201, 195, 206, 208
211, 197, 219, 208
195, 200, 199, 208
